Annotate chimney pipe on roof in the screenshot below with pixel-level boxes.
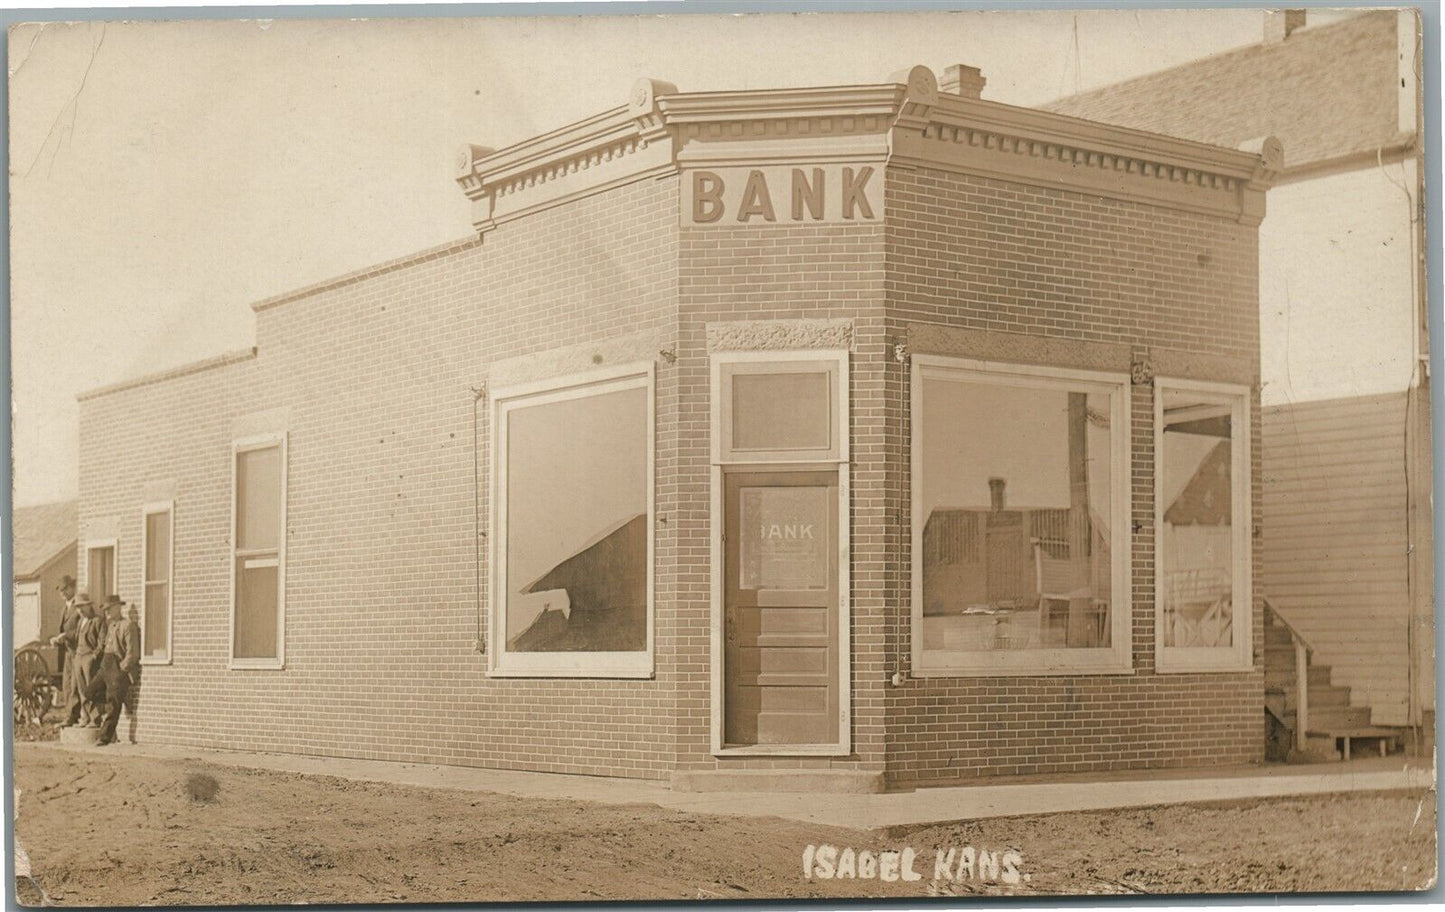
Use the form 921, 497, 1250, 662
989, 477, 1006, 512
941, 64, 987, 100
1263, 9, 1306, 44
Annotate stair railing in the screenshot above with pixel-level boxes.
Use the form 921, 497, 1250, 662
1263, 596, 1312, 749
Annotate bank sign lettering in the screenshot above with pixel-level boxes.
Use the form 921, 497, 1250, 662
682, 164, 883, 226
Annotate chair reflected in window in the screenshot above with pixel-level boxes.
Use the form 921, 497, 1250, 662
1034, 535, 1109, 649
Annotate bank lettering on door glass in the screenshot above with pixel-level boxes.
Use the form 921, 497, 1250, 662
683, 165, 883, 226
740, 486, 829, 590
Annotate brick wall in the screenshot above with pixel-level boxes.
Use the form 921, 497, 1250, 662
78, 158, 1266, 786
674, 221, 889, 774
80, 177, 683, 780
881, 165, 1264, 782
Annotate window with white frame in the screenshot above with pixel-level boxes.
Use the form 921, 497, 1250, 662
141, 501, 173, 664
911, 356, 1132, 675
232, 435, 286, 668
1154, 379, 1252, 672
491, 364, 654, 677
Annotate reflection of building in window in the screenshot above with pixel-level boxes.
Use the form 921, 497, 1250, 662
1160, 394, 1235, 648
916, 366, 1121, 665
510, 513, 647, 652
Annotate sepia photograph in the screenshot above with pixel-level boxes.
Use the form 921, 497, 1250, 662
7, 2, 1439, 905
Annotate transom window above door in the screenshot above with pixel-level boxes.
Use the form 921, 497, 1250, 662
713, 352, 847, 464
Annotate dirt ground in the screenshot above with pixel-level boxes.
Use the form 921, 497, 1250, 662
12, 742, 1437, 906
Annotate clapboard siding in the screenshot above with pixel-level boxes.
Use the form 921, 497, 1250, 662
1261, 391, 1412, 725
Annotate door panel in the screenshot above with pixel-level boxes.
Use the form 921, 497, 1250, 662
724, 470, 839, 748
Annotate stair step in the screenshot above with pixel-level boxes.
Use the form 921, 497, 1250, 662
1264, 643, 1303, 664
1264, 625, 1293, 646
1268, 685, 1351, 712
1305, 727, 1401, 760
1306, 725, 1399, 739
1308, 686, 1351, 707
1305, 705, 1372, 730
1265, 664, 1331, 687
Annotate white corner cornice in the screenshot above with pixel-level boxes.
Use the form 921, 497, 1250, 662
455, 79, 681, 236
454, 66, 1283, 238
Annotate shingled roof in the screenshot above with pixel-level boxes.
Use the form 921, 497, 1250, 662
12, 500, 77, 579
1042, 11, 1407, 170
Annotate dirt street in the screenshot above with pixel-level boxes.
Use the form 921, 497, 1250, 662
12, 743, 1437, 905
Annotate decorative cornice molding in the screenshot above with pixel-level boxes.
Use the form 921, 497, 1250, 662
896, 93, 1280, 225
706, 318, 854, 353
455, 66, 1284, 238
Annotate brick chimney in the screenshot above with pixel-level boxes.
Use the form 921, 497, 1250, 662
989, 477, 1007, 512
941, 64, 987, 100
1263, 9, 1306, 44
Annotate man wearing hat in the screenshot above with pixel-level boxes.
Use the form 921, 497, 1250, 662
50, 591, 96, 727
53, 576, 80, 721
86, 596, 140, 746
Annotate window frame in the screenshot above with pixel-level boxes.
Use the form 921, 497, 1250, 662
488, 361, 656, 679
712, 351, 848, 464
140, 499, 175, 666
909, 354, 1134, 677
229, 432, 287, 670
1152, 376, 1254, 674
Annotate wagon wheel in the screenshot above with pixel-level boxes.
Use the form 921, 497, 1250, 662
13, 648, 53, 726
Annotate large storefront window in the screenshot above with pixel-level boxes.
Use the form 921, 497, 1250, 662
491, 365, 654, 677
911, 357, 1132, 675
231, 435, 286, 669
1154, 379, 1252, 672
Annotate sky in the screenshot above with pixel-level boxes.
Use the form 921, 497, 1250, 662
9, 6, 1358, 507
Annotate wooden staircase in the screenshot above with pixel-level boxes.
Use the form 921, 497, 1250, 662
1262, 600, 1400, 761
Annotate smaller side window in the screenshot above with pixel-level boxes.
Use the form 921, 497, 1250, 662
1154, 379, 1252, 672
231, 435, 286, 669
141, 502, 174, 664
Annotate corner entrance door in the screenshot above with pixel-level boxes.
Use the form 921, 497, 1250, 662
723, 470, 839, 749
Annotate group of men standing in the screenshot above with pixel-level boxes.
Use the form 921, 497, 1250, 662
51, 575, 141, 746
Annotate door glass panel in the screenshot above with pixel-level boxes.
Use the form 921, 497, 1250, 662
738, 485, 829, 590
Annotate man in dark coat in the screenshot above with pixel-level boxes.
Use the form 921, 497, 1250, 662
86, 596, 140, 746
53, 576, 80, 721
50, 591, 93, 727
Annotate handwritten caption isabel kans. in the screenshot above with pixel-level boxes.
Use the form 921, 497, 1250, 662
802, 844, 1027, 885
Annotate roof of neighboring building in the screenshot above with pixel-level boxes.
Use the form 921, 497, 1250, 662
12, 500, 77, 580
1041, 11, 1407, 170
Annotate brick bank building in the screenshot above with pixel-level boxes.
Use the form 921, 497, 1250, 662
78, 66, 1281, 791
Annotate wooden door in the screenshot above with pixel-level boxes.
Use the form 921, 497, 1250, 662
723, 470, 839, 748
